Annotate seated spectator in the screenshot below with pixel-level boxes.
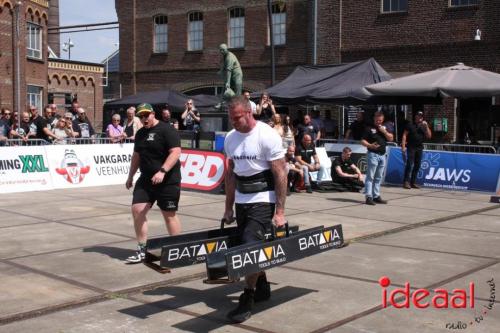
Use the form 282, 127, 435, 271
52, 118, 74, 145
73, 107, 95, 141
285, 145, 305, 193
123, 106, 142, 140
107, 114, 125, 143
332, 147, 364, 192
295, 134, 326, 193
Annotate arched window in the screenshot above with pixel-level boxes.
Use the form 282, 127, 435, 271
271, 3, 286, 45
188, 12, 203, 51
154, 15, 168, 53
228, 7, 245, 48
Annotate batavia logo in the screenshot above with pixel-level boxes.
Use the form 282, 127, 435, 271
379, 276, 475, 309
167, 240, 227, 262
231, 244, 286, 269
56, 150, 90, 184
298, 229, 341, 250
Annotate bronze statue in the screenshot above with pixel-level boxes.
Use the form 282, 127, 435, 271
218, 43, 243, 99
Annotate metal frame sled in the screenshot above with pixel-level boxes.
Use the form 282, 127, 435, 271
205, 224, 344, 282
143, 222, 300, 274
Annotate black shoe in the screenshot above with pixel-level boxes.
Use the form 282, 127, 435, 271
306, 185, 313, 193
227, 289, 254, 323
373, 197, 387, 204
410, 183, 421, 189
365, 197, 376, 205
254, 275, 271, 302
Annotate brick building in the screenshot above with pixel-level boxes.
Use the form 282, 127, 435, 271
0, 0, 104, 131
115, 0, 500, 143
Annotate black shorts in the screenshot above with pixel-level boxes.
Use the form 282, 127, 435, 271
235, 202, 275, 244
132, 176, 180, 211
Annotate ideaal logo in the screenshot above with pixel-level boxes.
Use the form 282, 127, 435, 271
167, 240, 227, 262
379, 277, 496, 329
231, 244, 286, 270
56, 149, 90, 184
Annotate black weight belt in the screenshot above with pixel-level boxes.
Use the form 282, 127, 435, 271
235, 169, 275, 194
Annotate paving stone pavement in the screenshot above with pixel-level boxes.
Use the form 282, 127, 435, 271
0, 185, 499, 332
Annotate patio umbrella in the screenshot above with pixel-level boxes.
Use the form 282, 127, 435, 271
365, 63, 500, 98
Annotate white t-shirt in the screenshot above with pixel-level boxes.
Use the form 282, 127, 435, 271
249, 100, 257, 114
225, 121, 285, 204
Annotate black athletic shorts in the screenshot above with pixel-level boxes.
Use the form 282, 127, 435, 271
132, 176, 180, 211
235, 202, 275, 244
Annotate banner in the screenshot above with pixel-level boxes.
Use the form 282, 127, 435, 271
180, 149, 226, 193
0, 146, 53, 193
385, 147, 500, 193
45, 143, 135, 189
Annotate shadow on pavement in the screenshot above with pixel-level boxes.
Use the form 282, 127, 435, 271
119, 283, 317, 331
83, 245, 132, 260
327, 198, 363, 203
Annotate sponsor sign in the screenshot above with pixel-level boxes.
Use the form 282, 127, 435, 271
225, 225, 343, 280
45, 144, 135, 189
385, 147, 500, 193
160, 236, 230, 268
0, 146, 53, 193
180, 149, 226, 192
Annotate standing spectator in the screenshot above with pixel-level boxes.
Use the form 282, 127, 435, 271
282, 114, 295, 148
29, 105, 59, 143
181, 99, 201, 148
0, 109, 10, 145
344, 111, 365, 141
285, 145, 304, 193
297, 114, 321, 144
10, 111, 31, 141
161, 105, 176, 127
311, 110, 324, 139
69, 100, 79, 120
332, 147, 364, 192
256, 92, 276, 125
43, 106, 57, 132
171, 119, 179, 130
73, 107, 95, 141
361, 111, 394, 205
323, 110, 337, 139
243, 90, 257, 117
123, 106, 142, 140
295, 134, 326, 193
125, 103, 182, 263
107, 114, 125, 143
271, 114, 285, 144
52, 118, 74, 145
401, 111, 432, 189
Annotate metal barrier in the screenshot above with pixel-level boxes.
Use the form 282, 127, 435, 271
422, 143, 497, 154
3, 139, 50, 146
317, 139, 398, 147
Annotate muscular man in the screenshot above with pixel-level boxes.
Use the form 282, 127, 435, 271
125, 103, 182, 263
218, 43, 243, 97
222, 96, 287, 323
401, 111, 432, 189
361, 111, 394, 205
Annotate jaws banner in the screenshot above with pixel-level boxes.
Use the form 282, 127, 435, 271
385, 147, 500, 193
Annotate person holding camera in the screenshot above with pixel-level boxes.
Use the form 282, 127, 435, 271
181, 99, 201, 148
256, 92, 276, 125
401, 111, 432, 189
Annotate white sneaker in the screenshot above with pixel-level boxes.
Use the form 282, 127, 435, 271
126, 246, 145, 264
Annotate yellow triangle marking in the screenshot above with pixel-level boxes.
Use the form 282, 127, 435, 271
206, 242, 216, 254
264, 247, 273, 260
276, 231, 285, 238
323, 230, 332, 242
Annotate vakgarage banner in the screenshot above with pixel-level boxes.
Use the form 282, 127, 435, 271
385, 147, 500, 193
0, 146, 53, 193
